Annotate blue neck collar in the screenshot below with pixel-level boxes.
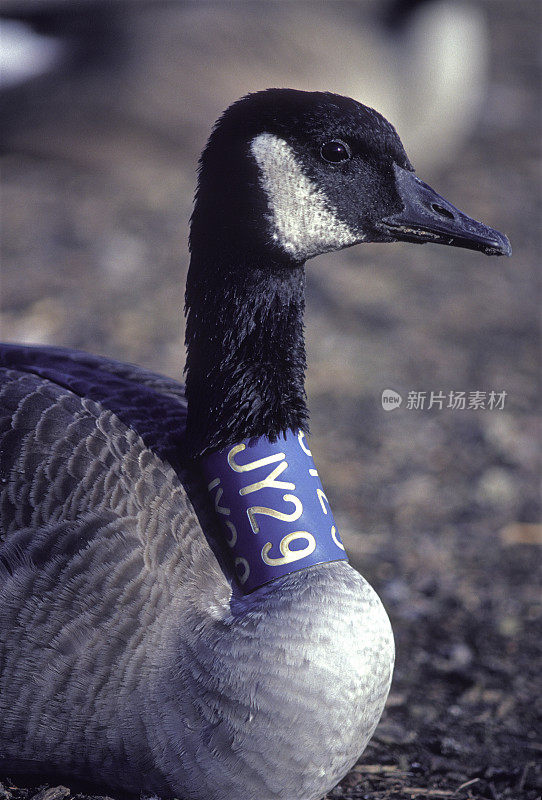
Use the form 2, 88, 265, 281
200, 430, 348, 592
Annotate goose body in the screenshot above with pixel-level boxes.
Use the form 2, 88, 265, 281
0, 90, 510, 799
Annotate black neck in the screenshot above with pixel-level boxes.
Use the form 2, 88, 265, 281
184, 255, 308, 458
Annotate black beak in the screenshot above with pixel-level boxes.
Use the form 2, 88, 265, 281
380, 164, 511, 257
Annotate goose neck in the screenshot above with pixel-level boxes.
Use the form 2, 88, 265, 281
184, 258, 309, 457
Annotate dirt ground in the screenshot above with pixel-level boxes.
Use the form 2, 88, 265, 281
0, 1, 540, 799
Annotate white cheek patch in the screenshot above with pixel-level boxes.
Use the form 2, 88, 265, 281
250, 132, 361, 261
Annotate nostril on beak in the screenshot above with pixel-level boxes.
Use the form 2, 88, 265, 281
430, 203, 455, 220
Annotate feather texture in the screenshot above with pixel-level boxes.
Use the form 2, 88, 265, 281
0, 345, 393, 799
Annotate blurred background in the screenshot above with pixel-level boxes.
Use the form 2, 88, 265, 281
0, 1, 540, 798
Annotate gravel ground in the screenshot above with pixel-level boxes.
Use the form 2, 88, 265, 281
0, 1, 540, 799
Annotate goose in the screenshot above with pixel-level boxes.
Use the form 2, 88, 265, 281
0, 89, 511, 800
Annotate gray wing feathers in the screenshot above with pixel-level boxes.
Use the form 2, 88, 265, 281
0, 364, 394, 800
0, 367, 231, 790
1, 369, 184, 536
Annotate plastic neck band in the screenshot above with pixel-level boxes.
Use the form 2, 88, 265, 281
200, 430, 348, 592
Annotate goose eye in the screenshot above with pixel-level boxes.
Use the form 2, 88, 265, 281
320, 140, 351, 164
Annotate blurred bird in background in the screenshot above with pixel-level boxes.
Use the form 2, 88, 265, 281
0, 0, 488, 171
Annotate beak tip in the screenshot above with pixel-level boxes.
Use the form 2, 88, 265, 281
487, 233, 512, 257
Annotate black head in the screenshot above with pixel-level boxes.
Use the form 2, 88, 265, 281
184, 89, 511, 457
189, 88, 511, 267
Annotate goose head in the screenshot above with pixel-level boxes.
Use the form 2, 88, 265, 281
185, 89, 510, 457
189, 88, 511, 268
